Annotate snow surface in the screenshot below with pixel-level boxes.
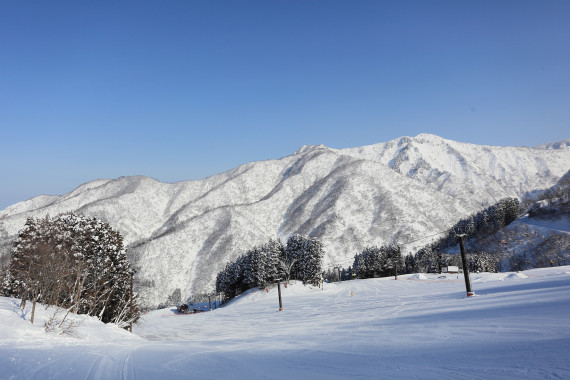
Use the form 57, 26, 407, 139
1, 134, 569, 307
1, 266, 569, 379
517, 214, 570, 235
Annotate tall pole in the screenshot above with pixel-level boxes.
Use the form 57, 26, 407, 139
394, 246, 400, 280
458, 235, 475, 296
394, 261, 398, 280
129, 272, 133, 333
277, 280, 283, 311
208, 295, 212, 311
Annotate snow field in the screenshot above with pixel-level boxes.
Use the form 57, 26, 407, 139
1, 267, 570, 379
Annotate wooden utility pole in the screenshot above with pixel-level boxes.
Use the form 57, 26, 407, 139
458, 235, 475, 297
208, 295, 212, 311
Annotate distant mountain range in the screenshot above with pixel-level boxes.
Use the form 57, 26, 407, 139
1, 134, 569, 307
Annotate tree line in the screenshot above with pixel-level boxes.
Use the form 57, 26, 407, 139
352, 245, 404, 279
215, 235, 323, 301
403, 198, 520, 274
350, 198, 521, 279
433, 198, 520, 251
0, 214, 140, 328
348, 246, 499, 280
217, 198, 528, 294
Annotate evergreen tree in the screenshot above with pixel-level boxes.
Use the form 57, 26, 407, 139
353, 245, 402, 278
301, 237, 324, 285
404, 254, 416, 274
243, 247, 266, 289
263, 239, 283, 283
384, 245, 404, 277
5, 214, 139, 327
414, 246, 439, 273
285, 234, 306, 280
216, 235, 324, 301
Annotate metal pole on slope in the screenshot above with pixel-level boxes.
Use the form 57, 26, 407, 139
394, 260, 398, 280
129, 271, 134, 333
395, 246, 400, 280
458, 235, 475, 297
277, 279, 283, 311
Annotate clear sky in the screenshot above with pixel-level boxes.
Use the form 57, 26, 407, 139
1, 1, 569, 210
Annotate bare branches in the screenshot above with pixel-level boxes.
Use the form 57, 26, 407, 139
44, 306, 83, 336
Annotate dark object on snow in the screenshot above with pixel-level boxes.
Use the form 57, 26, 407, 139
177, 304, 189, 313
177, 304, 206, 314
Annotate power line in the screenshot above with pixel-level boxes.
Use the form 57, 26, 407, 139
399, 229, 450, 248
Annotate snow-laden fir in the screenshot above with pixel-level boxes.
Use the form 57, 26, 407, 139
1, 267, 569, 379
0, 134, 569, 307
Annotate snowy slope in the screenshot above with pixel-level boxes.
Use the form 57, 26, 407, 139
1, 267, 569, 379
341, 134, 570, 202
0, 134, 569, 307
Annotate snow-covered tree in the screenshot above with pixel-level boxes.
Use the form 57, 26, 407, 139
467, 252, 498, 273
4, 214, 139, 327
243, 246, 266, 289
285, 234, 306, 280
300, 237, 324, 285
263, 239, 283, 283
414, 246, 439, 273
216, 235, 324, 301
354, 245, 403, 278
284, 235, 323, 285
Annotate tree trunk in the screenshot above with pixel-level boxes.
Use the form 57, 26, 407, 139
20, 292, 27, 310
30, 299, 37, 324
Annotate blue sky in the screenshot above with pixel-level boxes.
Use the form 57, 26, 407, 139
1, 1, 569, 210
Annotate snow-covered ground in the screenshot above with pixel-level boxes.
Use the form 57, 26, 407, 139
1, 267, 569, 379
518, 214, 570, 235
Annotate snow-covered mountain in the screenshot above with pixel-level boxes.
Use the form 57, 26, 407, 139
1, 134, 569, 307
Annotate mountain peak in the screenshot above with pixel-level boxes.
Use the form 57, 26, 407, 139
412, 133, 448, 143
293, 144, 331, 155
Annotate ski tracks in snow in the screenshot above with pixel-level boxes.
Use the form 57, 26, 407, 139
84, 349, 136, 380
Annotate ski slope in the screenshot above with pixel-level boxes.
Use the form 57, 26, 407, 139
1, 267, 569, 379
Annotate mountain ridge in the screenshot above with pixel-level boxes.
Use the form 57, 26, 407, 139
1, 134, 569, 307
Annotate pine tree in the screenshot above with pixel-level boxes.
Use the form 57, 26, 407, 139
243, 247, 266, 289
302, 237, 324, 285
404, 254, 416, 274
264, 239, 283, 283
285, 234, 306, 281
